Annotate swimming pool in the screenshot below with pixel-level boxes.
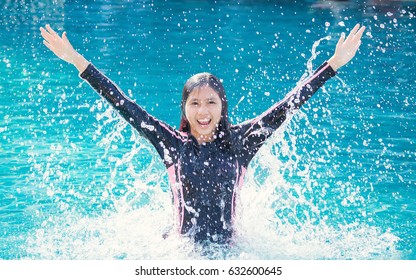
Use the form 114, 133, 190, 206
0, 0, 415, 259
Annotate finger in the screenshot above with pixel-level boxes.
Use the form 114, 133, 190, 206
345, 26, 359, 43
345, 24, 360, 42
353, 40, 362, 52
43, 26, 59, 44
43, 40, 56, 53
350, 26, 366, 46
348, 40, 361, 59
354, 26, 366, 41
351, 23, 360, 34
336, 32, 345, 49
40, 27, 55, 43
46, 24, 60, 39
62, 31, 70, 44
62, 32, 74, 51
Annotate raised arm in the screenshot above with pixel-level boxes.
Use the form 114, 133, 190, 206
234, 24, 365, 161
40, 25, 185, 167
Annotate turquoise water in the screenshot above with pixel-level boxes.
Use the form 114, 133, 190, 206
1, 0, 415, 259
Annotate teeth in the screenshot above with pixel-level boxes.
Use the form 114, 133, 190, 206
198, 119, 211, 125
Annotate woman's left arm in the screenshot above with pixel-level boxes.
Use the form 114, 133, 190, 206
235, 24, 365, 157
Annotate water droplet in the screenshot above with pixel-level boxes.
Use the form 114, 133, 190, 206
46, 189, 54, 197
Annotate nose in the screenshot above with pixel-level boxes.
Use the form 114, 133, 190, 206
197, 104, 209, 115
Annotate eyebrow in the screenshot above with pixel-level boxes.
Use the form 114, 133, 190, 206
188, 97, 219, 102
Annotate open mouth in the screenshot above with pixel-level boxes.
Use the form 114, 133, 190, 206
197, 119, 211, 126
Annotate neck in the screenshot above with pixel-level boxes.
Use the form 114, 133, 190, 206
194, 134, 215, 144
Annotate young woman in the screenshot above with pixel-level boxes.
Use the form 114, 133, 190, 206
40, 24, 365, 244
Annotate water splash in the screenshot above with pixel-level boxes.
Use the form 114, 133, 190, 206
306, 35, 331, 75
233, 119, 400, 259
21, 34, 402, 260
23, 100, 400, 260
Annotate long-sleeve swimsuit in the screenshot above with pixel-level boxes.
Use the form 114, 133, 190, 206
80, 62, 336, 244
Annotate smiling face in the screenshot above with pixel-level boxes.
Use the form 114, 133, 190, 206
185, 85, 222, 144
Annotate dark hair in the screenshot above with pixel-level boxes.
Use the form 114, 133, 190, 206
179, 72, 231, 142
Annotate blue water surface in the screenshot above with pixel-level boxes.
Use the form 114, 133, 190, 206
0, 0, 415, 259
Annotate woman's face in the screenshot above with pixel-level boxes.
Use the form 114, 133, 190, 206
185, 85, 222, 143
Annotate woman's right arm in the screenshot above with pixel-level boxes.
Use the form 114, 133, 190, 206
79, 63, 186, 167
40, 25, 185, 167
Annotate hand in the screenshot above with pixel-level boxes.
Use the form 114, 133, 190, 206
40, 24, 89, 72
327, 24, 366, 71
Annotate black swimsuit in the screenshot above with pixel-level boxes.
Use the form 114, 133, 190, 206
80, 62, 336, 243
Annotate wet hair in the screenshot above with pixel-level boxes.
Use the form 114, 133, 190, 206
179, 72, 231, 142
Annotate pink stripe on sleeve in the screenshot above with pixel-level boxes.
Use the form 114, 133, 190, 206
231, 161, 247, 224
167, 164, 184, 233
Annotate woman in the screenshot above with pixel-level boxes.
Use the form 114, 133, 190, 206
40, 24, 365, 244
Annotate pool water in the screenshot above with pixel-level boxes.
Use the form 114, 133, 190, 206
0, 0, 415, 259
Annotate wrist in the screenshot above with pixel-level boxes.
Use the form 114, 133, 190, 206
72, 52, 89, 73
327, 56, 341, 72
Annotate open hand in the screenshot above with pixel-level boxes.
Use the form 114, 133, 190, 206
40, 24, 89, 72
328, 24, 366, 71
40, 24, 79, 64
